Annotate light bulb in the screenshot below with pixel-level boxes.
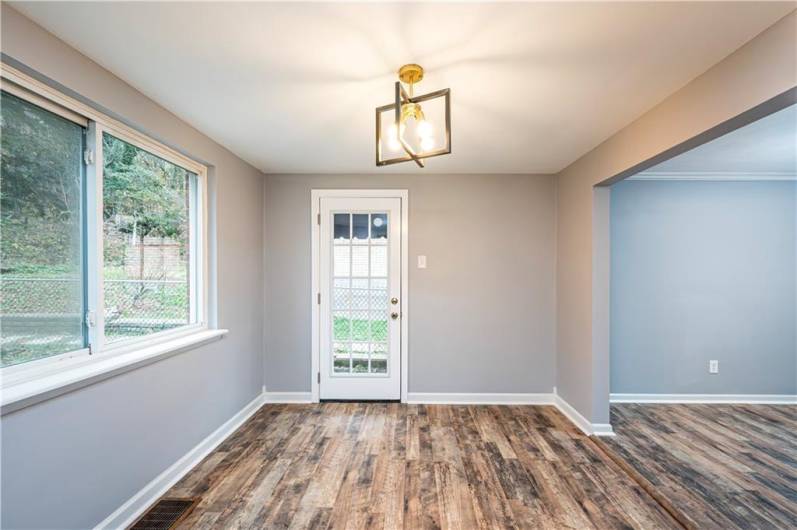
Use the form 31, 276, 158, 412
417, 119, 434, 140
421, 136, 435, 151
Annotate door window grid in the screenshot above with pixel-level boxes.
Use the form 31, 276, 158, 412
331, 212, 389, 375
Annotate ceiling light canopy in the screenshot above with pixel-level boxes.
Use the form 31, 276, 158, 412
375, 64, 451, 168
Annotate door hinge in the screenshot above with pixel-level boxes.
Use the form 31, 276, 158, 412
83, 148, 95, 165
317, 213, 321, 225
88, 343, 93, 355
317, 372, 321, 384
317, 292, 321, 304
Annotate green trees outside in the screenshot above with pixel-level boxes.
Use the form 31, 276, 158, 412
102, 133, 189, 276
0, 93, 190, 278
0, 91, 83, 277
0, 91, 193, 366
101, 133, 192, 340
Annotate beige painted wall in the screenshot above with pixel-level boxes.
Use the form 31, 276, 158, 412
264, 173, 557, 395
1, 6, 265, 528
556, 9, 797, 424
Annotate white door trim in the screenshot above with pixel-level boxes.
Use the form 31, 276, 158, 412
311, 189, 409, 402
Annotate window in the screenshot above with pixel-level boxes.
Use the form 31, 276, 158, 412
0, 92, 87, 367
0, 76, 207, 372
102, 133, 197, 342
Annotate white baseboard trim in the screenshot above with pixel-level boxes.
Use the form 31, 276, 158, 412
610, 393, 797, 404
405, 392, 555, 405
404, 392, 615, 436
553, 394, 615, 437
95, 392, 265, 530
263, 391, 314, 403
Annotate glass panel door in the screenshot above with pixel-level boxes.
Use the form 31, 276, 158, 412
319, 197, 401, 400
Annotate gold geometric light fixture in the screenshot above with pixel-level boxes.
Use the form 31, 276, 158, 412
375, 64, 451, 168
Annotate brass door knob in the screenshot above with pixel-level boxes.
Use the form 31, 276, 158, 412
391, 297, 399, 305
391, 312, 399, 320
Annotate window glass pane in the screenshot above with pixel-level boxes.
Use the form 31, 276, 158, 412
371, 351, 387, 374
102, 133, 194, 342
352, 342, 368, 373
370, 314, 388, 342
333, 342, 350, 373
333, 213, 350, 241
352, 358, 369, 373
333, 287, 350, 309
351, 246, 369, 277
352, 214, 368, 241
333, 311, 351, 341
0, 92, 85, 367
351, 288, 369, 310
370, 289, 387, 310
333, 246, 350, 277
370, 246, 387, 277
371, 213, 387, 240
351, 310, 369, 340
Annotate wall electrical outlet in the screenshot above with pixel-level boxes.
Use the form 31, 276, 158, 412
709, 360, 719, 374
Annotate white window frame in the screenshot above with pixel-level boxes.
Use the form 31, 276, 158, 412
0, 62, 217, 404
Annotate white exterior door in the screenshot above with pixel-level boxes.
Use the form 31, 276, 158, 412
319, 197, 402, 400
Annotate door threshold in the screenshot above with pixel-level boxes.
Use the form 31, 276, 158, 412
320, 399, 401, 403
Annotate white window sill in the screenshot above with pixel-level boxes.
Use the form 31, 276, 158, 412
0, 329, 228, 415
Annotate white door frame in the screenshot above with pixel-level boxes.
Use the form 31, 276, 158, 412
311, 189, 409, 402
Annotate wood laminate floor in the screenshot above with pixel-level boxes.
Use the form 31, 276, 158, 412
164, 403, 678, 529
603, 403, 797, 530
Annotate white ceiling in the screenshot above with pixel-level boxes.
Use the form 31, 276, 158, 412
11, 2, 794, 174
639, 103, 797, 178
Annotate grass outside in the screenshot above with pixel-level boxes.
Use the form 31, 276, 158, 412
333, 316, 388, 342
332, 316, 388, 374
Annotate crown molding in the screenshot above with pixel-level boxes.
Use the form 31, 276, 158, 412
629, 171, 796, 181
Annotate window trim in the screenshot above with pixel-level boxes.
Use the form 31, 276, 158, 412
1, 78, 88, 127
91, 124, 209, 354
0, 61, 212, 393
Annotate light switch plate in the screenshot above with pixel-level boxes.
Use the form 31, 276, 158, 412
417, 255, 427, 269
709, 360, 719, 374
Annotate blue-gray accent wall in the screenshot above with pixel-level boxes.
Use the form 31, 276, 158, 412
610, 179, 797, 395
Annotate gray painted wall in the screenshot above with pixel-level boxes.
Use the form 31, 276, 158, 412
1, 6, 264, 529
556, 10, 797, 424
610, 179, 797, 395
264, 173, 556, 394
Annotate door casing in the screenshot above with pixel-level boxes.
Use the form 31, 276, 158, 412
310, 189, 409, 402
